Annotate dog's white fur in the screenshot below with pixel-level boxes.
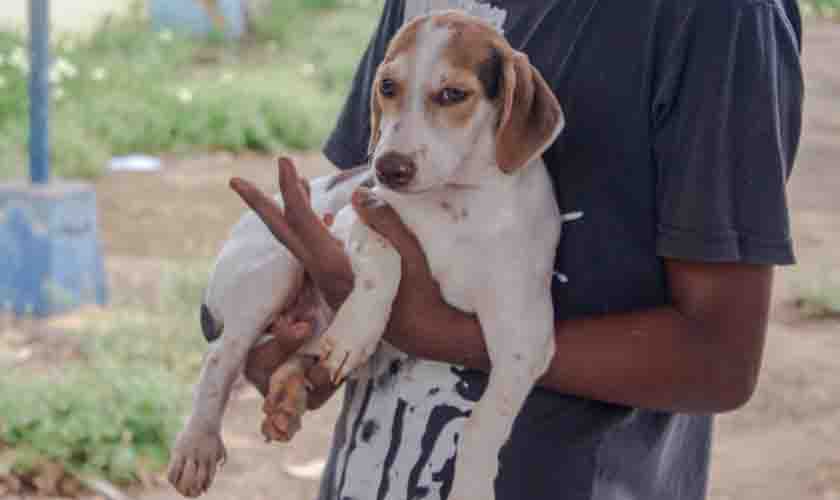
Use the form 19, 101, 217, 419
168, 12, 580, 500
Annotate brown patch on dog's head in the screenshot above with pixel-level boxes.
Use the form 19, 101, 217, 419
368, 18, 424, 156
369, 11, 563, 174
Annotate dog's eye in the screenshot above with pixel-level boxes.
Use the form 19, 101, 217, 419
380, 79, 397, 98
437, 87, 469, 106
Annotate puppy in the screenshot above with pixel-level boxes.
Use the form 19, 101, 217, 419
168, 11, 580, 500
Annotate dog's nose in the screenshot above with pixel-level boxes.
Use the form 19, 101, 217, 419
375, 152, 417, 189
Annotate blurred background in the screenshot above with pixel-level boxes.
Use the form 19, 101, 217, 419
0, 1, 838, 499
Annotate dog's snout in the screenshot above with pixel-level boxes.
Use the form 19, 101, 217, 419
375, 152, 417, 189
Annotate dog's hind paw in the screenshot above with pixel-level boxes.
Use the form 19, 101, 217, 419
167, 426, 227, 497
261, 358, 310, 442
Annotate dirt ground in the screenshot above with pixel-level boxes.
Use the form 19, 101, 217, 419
8, 19, 840, 500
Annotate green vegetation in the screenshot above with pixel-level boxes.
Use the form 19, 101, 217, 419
801, 0, 840, 18
794, 277, 840, 319
0, 263, 210, 486
0, 0, 379, 180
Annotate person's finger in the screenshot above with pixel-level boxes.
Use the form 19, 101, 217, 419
300, 178, 311, 200
229, 177, 310, 262
352, 187, 430, 274
277, 158, 343, 254
265, 321, 313, 354
278, 158, 320, 226
305, 364, 338, 410
245, 320, 312, 392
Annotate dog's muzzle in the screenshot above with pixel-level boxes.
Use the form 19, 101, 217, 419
374, 152, 417, 189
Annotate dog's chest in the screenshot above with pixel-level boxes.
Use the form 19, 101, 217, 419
393, 197, 488, 313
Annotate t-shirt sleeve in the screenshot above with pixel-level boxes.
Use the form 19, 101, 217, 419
322, 0, 405, 170
652, 1, 803, 265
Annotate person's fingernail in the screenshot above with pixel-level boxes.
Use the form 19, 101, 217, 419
229, 177, 247, 192
280, 158, 297, 178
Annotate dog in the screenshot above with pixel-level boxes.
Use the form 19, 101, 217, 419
167, 10, 581, 499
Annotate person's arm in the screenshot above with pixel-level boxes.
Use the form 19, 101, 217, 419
233, 164, 770, 416
355, 196, 772, 414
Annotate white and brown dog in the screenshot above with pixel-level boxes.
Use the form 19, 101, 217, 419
168, 10, 581, 500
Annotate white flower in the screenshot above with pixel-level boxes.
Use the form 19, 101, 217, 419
49, 66, 61, 84
60, 39, 76, 53
220, 71, 234, 83
159, 29, 174, 43
10, 47, 28, 73
53, 87, 65, 101
48, 58, 78, 84
301, 63, 316, 77
176, 87, 193, 103
91, 67, 107, 81
56, 58, 78, 78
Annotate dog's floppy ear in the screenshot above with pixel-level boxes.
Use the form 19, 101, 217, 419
368, 84, 383, 160
495, 49, 564, 173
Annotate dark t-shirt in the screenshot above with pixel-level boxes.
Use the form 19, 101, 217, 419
318, 1, 803, 499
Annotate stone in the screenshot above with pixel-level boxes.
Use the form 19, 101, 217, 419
0, 182, 107, 316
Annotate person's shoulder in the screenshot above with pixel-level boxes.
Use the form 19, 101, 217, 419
656, 0, 801, 42
659, 0, 798, 18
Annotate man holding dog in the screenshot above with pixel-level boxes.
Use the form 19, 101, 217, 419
232, 0, 803, 498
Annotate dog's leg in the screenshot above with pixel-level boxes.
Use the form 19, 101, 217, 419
447, 281, 556, 500
315, 214, 402, 384
167, 317, 268, 497
168, 247, 304, 497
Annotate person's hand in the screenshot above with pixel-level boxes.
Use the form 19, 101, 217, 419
230, 157, 354, 309
244, 278, 341, 442
350, 188, 463, 348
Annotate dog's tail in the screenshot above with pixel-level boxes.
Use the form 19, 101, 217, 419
200, 303, 223, 343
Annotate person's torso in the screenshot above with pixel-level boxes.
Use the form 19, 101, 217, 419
316, 1, 753, 498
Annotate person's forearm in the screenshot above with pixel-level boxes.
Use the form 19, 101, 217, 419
385, 306, 755, 414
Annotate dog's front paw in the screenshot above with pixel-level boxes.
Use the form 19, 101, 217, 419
317, 331, 378, 384
261, 359, 309, 442
167, 426, 227, 497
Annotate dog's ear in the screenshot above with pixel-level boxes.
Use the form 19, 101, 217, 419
495, 49, 564, 173
368, 84, 383, 160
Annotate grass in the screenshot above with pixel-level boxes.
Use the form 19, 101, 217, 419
801, 0, 840, 18
0, 262, 210, 488
0, 0, 379, 180
0, 1, 381, 489
793, 277, 840, 319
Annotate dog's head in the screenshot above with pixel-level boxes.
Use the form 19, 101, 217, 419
369, 11, 564, 193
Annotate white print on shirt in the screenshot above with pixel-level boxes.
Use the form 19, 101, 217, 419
408, 0, 508, 34
331, 343, 485, 500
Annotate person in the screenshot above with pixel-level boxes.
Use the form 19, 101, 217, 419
230, 0, 804, 498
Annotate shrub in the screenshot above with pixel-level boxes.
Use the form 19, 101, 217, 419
0, 262, 211, 487
0, 1, 379, 180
